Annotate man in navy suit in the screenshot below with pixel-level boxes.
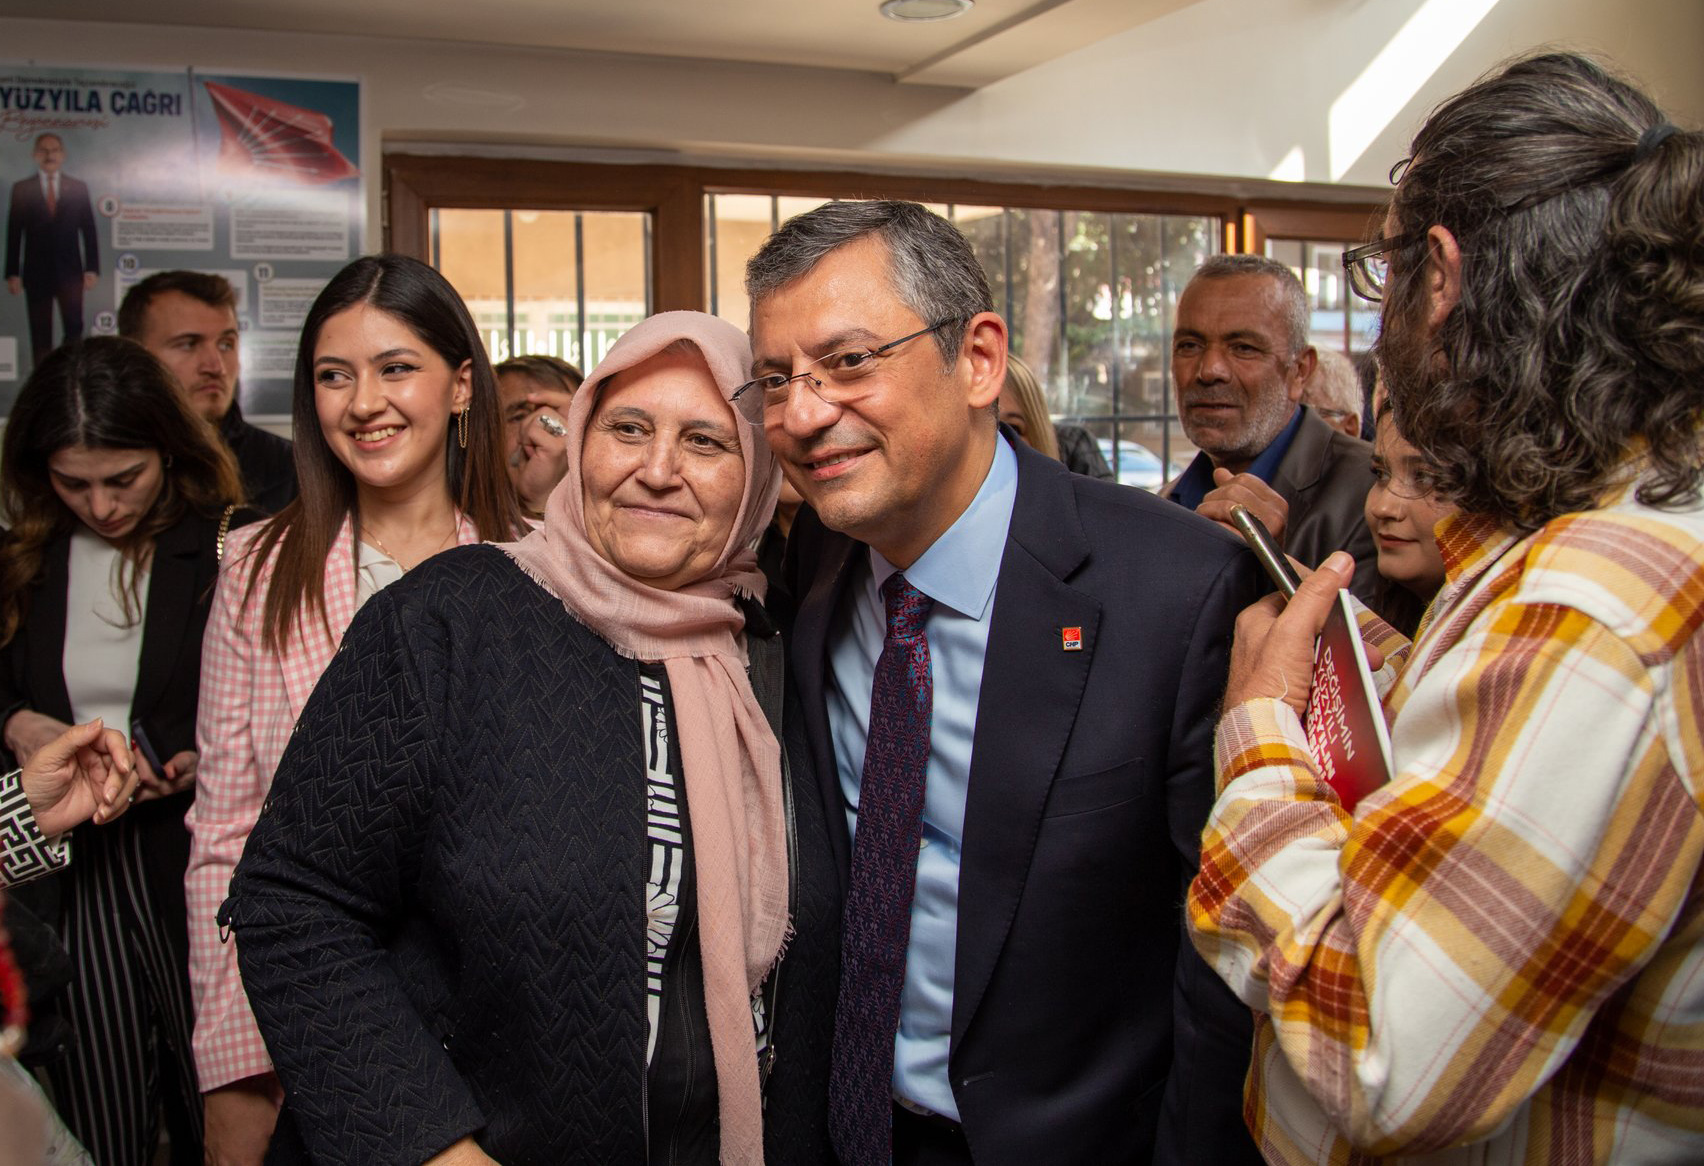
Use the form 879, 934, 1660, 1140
747, 200, 1265, 1166
6, 134, 100, 366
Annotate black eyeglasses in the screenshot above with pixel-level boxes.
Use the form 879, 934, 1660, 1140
732, 317, 963, 425
1342, 232, 1426, 303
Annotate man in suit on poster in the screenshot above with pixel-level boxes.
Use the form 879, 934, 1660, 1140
6, 134, 100, 367
746, 200, 1264, 1166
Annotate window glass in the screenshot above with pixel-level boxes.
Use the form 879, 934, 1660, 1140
1266, 236, 1380, 358
431, 207, 650, 368
703, 199, 1219, 490
433, 208, 508, 358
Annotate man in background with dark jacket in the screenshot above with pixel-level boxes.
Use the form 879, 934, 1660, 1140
120, 271, 297, 514
1162, 254, 1378, 602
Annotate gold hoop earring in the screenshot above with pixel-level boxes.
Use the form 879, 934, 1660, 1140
456, 406, 468, 449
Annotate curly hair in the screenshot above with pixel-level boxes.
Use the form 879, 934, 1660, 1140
1379, 52, 1704, 530
0, 337, 243, 645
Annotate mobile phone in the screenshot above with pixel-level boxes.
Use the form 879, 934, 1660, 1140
1229, 504, 1301, 599
130, 720, 166, 774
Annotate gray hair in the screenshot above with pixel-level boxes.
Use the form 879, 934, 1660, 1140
1187, 254, 1310, 358
744, 200, 992, 365
1303, 348, 1361, 417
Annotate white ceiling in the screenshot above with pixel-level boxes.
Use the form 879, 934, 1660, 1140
13, 0, 1207, 88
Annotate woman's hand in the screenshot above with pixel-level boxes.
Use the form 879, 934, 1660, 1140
4, 708, 73, 769
424, 1137, 502, 1165
136, 748, 198, 802
516, 408, 572, 514
21, 717, 137, 834
202, 1073, 282, 1166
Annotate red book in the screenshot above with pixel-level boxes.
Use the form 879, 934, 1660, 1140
1303, 589, 1393, 811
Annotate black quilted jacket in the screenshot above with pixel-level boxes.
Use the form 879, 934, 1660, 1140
225, 545, 838, 1165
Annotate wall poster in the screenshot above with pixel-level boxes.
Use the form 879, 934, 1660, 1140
0, 64, 363, 416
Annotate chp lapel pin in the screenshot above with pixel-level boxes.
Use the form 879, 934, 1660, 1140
1061, 626, 1083, 652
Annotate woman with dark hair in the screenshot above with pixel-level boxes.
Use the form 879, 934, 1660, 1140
185, 254, 525, 1164
1362, 395, 1454, 638
224, 312, 837, 1165
0, 336, 254, 1166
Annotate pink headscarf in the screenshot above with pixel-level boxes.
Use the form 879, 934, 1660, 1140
501, 312, 785, 1165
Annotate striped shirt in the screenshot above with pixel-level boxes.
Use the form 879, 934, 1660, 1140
637, 663, 770, 1070
1188, 481, 1704, 1164
642, 667, 685, 1065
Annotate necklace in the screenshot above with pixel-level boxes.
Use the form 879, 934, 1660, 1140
362, 518, 457, 571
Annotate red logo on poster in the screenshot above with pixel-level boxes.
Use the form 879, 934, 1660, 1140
204, 81, 359, 184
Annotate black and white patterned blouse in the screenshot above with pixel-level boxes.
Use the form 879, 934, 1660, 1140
638, 664, 769, 1069
641, 668, 685, 1065
0, 768, 70, 887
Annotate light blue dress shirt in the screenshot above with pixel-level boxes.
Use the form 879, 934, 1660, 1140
825, 435, 1019, 1119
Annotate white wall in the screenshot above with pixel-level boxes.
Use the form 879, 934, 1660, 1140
890, 0, 1704, 188
2, 0, 1699, 240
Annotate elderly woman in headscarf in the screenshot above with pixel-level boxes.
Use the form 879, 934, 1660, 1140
221, 312, 839, 1166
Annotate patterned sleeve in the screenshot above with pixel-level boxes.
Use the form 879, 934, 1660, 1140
184, 542, 275, 1089
0, 767, 70, 887
1187, 597, 1704, 1155
1352, 593, 1412, 701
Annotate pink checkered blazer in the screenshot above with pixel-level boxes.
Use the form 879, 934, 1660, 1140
185, 514, 479, 1090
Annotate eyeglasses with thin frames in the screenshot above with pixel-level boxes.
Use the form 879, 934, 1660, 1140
1341, 231, 1426, 304
732, 317, 964, 425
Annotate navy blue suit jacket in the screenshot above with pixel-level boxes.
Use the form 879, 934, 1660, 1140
6, 173, 98, 290
785, 434, 1267, 1165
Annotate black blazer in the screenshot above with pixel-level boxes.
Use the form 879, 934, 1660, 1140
1, 507, 260, 1032
786, 436, 1267, 1165
1266, 405, 1380, 605
1163, 406, 1380, 606
5, 174, 98, 291
219, 404, 298, 516
227, 546, 838, 1166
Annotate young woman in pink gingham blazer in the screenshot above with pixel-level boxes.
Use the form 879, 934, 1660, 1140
184, 255, 523, 1164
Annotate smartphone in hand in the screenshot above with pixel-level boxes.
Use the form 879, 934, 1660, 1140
130, 720, 166, 775
1229, 504, 1300, 598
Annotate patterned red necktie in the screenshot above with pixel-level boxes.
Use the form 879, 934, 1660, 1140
829, 572, 935, 1166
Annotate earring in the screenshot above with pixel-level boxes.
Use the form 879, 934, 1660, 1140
164, 453, 174, 469
457, 407, 468, 449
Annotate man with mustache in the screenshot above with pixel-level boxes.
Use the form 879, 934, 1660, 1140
119, 271, 297, 514
1163, 254, 1379, 603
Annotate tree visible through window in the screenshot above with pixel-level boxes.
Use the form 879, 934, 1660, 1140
707, 196, 1219, 490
